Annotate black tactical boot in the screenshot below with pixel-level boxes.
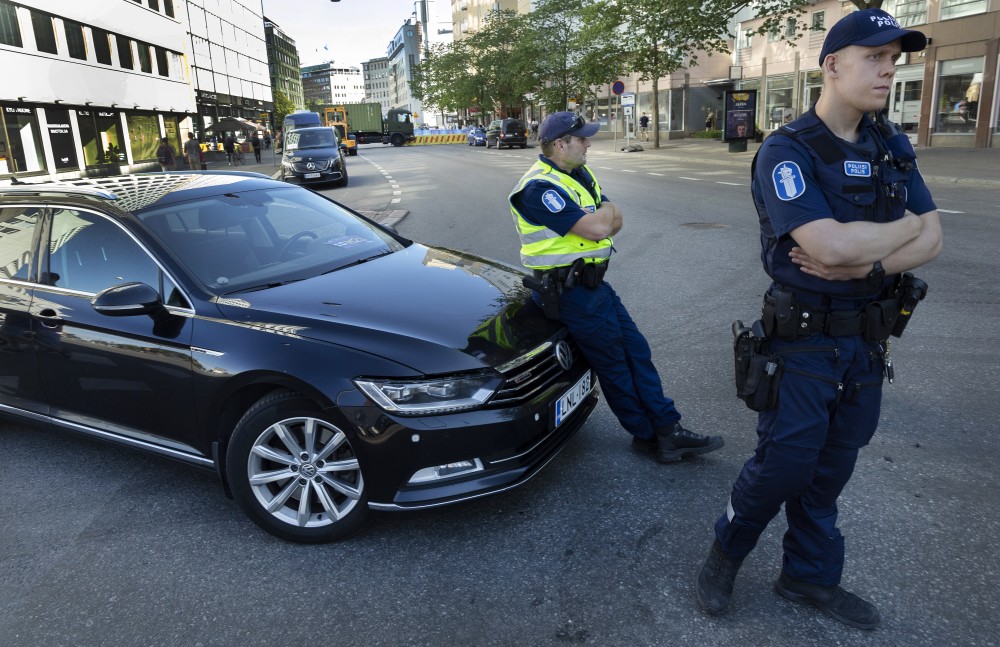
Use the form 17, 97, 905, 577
649, 422, 723, 463
697, 539, 744, 616
774, 572, 880, 630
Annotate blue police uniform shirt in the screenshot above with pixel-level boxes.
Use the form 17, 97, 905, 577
511, 155, 609, 236
753, 111, 936, 300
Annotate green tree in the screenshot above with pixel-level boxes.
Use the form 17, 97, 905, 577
523, 0, 595, 112
272, 90, 295, 132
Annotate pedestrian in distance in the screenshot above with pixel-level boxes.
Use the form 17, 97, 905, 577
509, 111, 724, 464
156, 136, 176, 172
223, 134, 236, 165
183, 132, 201, 170
264, 131, 271, 149
251, 132, 262, 163
696, 8, 943, 630
639, 112, 649, 141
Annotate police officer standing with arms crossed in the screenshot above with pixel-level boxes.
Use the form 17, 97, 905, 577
509, 112, 724, 464
696, 10, 942, 629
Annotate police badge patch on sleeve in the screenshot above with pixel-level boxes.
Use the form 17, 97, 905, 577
772, 161, 806, 201
541, 189, 567, 213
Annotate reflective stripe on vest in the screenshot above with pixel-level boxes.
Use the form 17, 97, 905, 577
509, 160, 612, 269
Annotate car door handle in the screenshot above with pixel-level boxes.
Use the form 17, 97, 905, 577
35, 308, 63, 328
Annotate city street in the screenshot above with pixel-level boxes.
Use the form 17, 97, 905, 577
2, 143, 998, 647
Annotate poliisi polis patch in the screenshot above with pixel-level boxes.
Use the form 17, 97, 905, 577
844, 161, 872, 177
772, 161, 806, 201
542, 189, 567, 213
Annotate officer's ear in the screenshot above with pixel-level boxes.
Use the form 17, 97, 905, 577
823, 53, 838, 77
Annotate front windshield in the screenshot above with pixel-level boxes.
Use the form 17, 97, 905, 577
136, 187, 406, 292
286, 129, 337, 150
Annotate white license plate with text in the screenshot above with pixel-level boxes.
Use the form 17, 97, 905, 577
554, 370, 592, 428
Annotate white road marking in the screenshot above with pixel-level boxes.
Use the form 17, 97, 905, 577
938, 209, 964, 214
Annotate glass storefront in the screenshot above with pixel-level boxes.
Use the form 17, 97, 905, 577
1, 105, 47, 175
764, 75, 793, 129
889, 65, 925, 133
934, 57, 983, 134
126, 112, 160, 162
801, 70, 823, 115
78, 110, 125, 166
44, 108, 80, 170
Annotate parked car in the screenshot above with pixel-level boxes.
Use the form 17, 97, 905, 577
280, 126, 348, 187
466, 127, 487, 146
0, 173, 597, 543
486, 118, 528, 149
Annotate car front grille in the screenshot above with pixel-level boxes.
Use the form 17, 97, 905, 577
489, 336, 583, 407
291, 160, 331, 172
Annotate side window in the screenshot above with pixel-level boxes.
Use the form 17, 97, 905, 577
0, 207, 41, 281
46, 209, 159, 294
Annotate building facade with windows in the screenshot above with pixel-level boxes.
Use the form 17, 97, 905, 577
385, 19, 424, 121
301, 63, 365, 106
451, 0, 519, 40
264, 17, 304, 112
0, 0, 194, 181
363, 57, 391, 115
734, 0, 999, 148
183, 0, 272, 138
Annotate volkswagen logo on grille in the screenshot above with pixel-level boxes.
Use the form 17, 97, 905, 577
306, 162, 315, 170
554, 340, 573, 371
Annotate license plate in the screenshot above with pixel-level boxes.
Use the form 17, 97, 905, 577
554, 370, 592, 428
304, 172, 321, 179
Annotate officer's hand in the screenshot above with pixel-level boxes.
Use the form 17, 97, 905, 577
789, 247, 869, 281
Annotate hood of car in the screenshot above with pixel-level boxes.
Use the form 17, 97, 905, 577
214, 244, 560, 374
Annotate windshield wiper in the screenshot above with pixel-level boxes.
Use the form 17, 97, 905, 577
323, 250, 394, 274
225, 278, 304, 294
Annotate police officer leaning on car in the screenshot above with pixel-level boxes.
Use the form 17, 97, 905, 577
696, 9, 943, 630
508, 112, 724, 464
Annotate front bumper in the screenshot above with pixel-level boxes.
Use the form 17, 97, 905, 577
344, 359, 597, 510
282, 167, 344, 185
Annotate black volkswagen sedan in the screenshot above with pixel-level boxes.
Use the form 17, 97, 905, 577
0, 173, 597, 543
280, 126, 348, 187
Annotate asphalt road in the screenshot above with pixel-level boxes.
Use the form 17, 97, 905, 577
2, 143, 998, 647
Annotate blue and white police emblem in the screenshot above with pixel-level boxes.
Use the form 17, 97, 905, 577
772, 161, 806, 201
541, 189, 566, 213
844, 161, 871, 177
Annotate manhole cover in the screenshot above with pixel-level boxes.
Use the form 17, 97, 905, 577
681, 222, 729, 229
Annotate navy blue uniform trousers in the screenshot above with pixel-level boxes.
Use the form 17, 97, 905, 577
714, 332, 884, 586
553, 281, 680, 440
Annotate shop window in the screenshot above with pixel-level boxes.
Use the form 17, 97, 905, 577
64, 19, 87, 60
92, 28, 112, 64
127, 113, 159, 162
0, 207, 40, 280
117, 35, 133, 69
935, 58, 983, 133
30, 10, 57, 55
1, 105, 47, 174
882, 0, 928, 27
801, 70, 823, 112
137, 41, 152, 73
765, 75, 794, 129
0, 0, 22, 47
940, 0, 987, 20
44, 108, 79, 170
78, 110, 124, 166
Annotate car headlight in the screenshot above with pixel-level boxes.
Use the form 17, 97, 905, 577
354, 373, 502, 415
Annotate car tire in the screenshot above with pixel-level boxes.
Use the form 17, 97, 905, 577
333, 166, 349, 188
226, 391, 368, 543
520, 144, 527, 149
390, 133, 405, 147
349, 149, 358, 156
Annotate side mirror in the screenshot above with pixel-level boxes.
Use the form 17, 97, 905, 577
92, 282, 165, 318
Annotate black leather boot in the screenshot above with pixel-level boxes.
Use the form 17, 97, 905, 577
652, 422, 723, 462
697, 539, 743, 616
774, 572, 880, 629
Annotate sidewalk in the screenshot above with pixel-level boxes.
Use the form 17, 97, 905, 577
591, 133, 1000, 189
